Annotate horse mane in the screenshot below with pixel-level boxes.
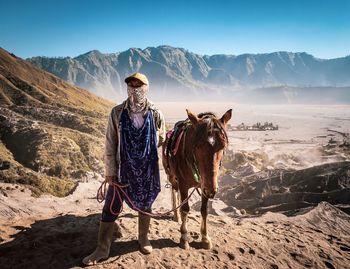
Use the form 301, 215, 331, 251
197, 112, 216, 118
193, 112, 228, 148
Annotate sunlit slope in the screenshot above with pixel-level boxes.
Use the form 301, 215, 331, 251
0, 48, 115, 196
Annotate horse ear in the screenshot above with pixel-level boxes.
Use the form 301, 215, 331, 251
186, 109, 199, 125
220, 109, 232, 126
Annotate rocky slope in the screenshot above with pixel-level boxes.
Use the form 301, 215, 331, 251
27, 45, 350, 102
0, 48, 114, 196
216, 161, 350, 217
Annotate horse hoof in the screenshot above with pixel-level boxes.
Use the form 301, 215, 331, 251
180, 239, 190, 250
202, 240, 212, 250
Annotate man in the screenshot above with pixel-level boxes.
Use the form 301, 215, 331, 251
83, 72, 166, 265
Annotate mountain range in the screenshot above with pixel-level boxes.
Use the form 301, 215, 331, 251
27, 45, 350, 102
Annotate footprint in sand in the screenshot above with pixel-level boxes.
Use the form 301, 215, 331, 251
190, 231, 199, 239
337, 242, 350, 252
224, 251, 235, 260
289, 252, 315, 267
310, 227, 324, 234
211, 254, 220, 261
327, 234, 339, 241
119, 256, 137, 265
212, 249, 219, 255
237, 247, 245, 254
248, 248, 255, 255
318, 249, 331, 260
324, 261, 336, 269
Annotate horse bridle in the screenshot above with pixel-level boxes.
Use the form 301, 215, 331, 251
190, 133, 227, 183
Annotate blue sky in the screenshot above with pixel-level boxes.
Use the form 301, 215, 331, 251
0, 0, 349, 59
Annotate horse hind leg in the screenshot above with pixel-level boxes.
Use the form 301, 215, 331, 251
180, 211, 190, 250
200, 196, 212, 249
179, 188, 190, 250
167, 174, 180, 222
169, 175, 179, 191
172, 188, 180, 222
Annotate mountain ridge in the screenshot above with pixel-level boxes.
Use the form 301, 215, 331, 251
27, 45, 350, 101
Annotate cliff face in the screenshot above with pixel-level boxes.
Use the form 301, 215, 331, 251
27, 46, 350, 102
0, 48, 114, 196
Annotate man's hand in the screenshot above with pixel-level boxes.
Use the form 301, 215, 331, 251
105, 175, 116, 185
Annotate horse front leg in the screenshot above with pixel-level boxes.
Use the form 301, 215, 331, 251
200, 195, 212, 249
179, 187, 190, 250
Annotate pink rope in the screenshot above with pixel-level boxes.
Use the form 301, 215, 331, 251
97, 181, 197, 218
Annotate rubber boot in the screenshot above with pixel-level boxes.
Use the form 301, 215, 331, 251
82, 221, 114, 265
138, 213, 153, 254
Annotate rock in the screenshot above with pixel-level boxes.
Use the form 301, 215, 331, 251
0, 161, 11, 170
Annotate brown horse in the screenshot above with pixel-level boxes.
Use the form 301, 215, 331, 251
162, 109, 232, 250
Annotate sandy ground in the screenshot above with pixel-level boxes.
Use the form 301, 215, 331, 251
0, 169, 174, 243
1, 104, 350, 268
1, 180, 350, 269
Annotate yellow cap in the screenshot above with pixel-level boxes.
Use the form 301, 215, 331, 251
124, 72, 149, 85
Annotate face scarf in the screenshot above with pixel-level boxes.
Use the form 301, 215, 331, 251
127, 84, 149, 113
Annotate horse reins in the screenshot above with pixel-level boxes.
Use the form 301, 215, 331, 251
97, 180, 198, 218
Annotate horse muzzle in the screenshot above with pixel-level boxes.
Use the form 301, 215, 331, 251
202, 187, 218, 199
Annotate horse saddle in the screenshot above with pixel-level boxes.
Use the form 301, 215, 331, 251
165, 119, 190, 159
165, 119, 201, 186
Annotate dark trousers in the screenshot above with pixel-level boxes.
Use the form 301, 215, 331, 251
101, 184, 152, 222
101, 185, 122, 222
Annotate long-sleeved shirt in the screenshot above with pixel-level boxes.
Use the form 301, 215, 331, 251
104, 98, 166, 177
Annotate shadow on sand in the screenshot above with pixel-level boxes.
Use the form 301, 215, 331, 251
0, 213, 178, 269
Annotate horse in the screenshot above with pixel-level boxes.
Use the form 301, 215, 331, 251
162, 109, 232, 250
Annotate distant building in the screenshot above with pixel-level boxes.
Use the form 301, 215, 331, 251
231, 121, 279, 131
